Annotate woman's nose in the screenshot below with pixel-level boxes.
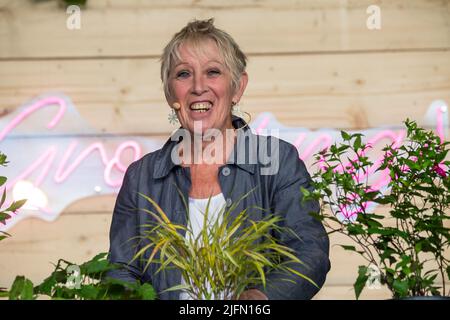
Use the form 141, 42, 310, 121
192, 74, 208, 95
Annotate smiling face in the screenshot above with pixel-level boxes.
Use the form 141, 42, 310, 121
167, 39, 247, 135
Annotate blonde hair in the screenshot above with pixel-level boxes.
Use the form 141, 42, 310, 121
160, 18, 248, 101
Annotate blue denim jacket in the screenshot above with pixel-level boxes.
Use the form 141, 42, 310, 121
107, 116, 330, 300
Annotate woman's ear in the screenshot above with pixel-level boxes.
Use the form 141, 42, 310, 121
233, 72, 249, 103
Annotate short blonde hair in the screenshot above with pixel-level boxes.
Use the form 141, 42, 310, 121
160, 18, 247, 101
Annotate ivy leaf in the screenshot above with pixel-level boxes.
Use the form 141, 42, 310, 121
354, 265, 369, 300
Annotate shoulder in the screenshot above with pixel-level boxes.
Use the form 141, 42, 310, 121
251, 133, 303, 175
259, 135, 311, 187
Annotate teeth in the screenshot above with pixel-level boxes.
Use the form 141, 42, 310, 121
190, 102, 212, 110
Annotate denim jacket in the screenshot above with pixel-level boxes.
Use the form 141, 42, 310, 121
107, 116, 330, 300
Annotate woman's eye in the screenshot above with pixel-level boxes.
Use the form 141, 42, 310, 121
176, 70, 190, 79
207, 69, 221, 77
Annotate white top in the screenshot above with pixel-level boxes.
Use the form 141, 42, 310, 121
179, 193, 227, 300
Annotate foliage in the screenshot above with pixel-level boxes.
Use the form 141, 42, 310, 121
132, 189, 318, 300
0, 152, 27, 240
301, 119, 450, 299
0, 152, 27, 296
5, 252, 156, 300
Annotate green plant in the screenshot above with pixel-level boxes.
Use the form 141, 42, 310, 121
5, 252, 156, 300
0, 151, 27, 296
132, 190, 318, 300
0, 152, 27, 240
301, 119, 450, 299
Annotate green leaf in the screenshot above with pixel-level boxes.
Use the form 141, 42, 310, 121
0, 211, 11, 223
0, 289, 9, 298
392, 279, 409, 297
7, 199, 27, 212
339, 245, 357, 252
347, 224, 366, 236
9, 276, 35, 300
79, 285, 99, 299
353, 135, 362, 150
367, 227, 396, 236
36, 275, 57, 296
354, 266, 369, 300
0, 189, 7, 207
341, 131, 351, 141
0, 176, 6, 187
138, 283, 156, 300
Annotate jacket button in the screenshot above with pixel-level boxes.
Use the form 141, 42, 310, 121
226, 198, 232, 207
221, 167, 230, 176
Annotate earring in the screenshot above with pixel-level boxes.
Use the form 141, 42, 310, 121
231, 101, 251, 128
231, 101, 238, 112
231, 101, 244, 117
168, 108, 179, 125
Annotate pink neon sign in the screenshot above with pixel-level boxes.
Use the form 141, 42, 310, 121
0, 95, 448, 230
1, 98, 142, 193
0, 94, 158, 231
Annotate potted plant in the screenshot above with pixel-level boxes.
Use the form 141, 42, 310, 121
301, 120, 449, 299
132, 191, 318, 300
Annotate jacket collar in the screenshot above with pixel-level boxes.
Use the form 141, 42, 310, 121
152, 116, 256, 179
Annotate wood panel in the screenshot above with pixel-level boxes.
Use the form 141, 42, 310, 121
1, 0, 449, 59
0, 213, 111, 288
313, 284, 392, 300
1, 0, 449, 300
1, 51, 448, 133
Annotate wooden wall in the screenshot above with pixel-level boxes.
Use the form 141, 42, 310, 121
0, 0, 449, 299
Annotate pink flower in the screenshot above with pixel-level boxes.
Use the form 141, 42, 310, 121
433, 163, 447, 178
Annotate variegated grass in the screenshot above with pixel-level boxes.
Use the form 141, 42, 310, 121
131, 190, 317, 300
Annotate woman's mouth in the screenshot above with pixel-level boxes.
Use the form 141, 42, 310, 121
189, 101, 212, 113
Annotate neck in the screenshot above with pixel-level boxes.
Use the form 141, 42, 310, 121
180, 125, 237, 166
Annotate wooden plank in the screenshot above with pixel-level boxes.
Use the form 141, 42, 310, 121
1, 0, 449, 59
0, 51, 449, 133
0, 213, 112, 288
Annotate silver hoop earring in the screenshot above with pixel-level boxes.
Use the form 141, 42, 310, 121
168, 108, 179, 125
231, 102, 243, 117
231, 102, 252, 128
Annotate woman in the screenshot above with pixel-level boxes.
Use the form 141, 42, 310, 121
108, 18, 330, 300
